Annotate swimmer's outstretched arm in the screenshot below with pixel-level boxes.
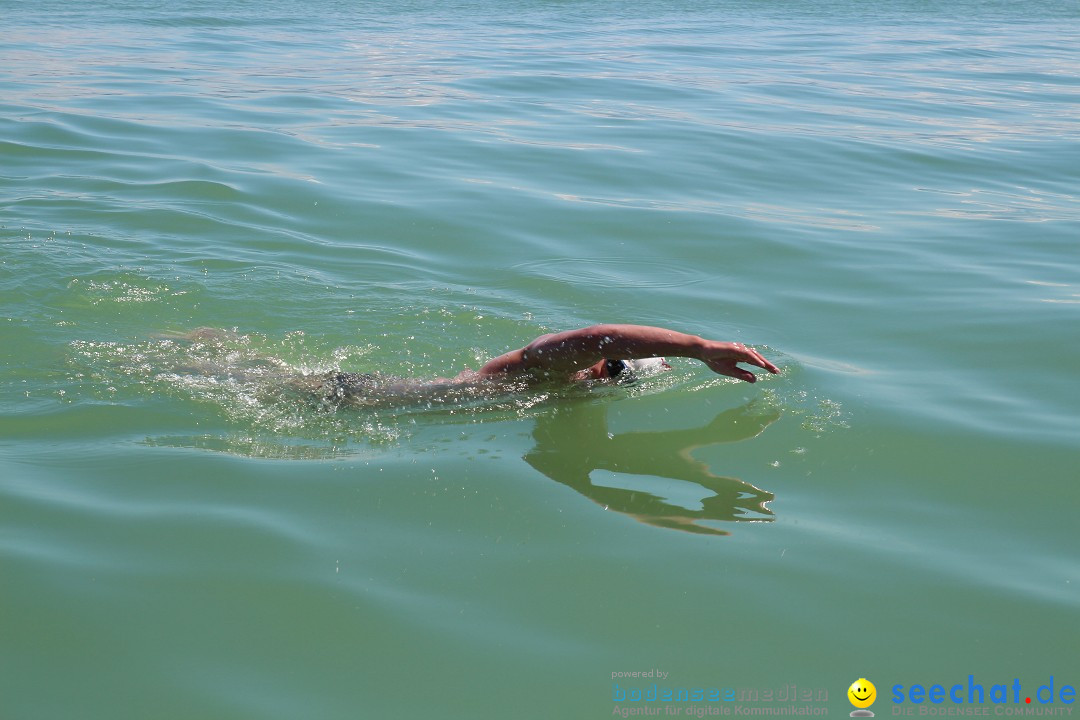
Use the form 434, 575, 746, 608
478, 324, 779, 383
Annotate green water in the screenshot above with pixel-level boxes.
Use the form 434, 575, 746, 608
2, 1, 1078, 718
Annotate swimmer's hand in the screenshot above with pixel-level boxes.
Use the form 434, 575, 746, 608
698, 341, 780, 383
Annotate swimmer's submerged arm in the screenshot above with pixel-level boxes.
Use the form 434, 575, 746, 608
478, 324, 780, 383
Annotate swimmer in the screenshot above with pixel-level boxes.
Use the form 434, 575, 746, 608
172, 324, 779, 405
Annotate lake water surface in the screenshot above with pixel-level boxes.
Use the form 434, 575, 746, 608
2, 1, 1078, 718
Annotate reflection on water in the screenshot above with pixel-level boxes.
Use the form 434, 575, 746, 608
525, 400, 780, 536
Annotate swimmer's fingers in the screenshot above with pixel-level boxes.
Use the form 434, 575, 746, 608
735, 344, 780, 375
700, 342, 780, 383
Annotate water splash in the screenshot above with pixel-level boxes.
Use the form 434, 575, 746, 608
65, 328, 601, 452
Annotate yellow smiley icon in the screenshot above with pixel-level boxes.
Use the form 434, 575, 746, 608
848, 678, 877, 709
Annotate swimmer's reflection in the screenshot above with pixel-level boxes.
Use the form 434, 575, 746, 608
524, 401, 780, 536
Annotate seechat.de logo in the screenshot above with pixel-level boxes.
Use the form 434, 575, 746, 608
850, 678, 877, 717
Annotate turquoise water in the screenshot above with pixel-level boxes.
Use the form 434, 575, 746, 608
3, 1, 1079, 718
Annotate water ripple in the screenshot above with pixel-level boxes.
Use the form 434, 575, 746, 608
512, 257, 710, 289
